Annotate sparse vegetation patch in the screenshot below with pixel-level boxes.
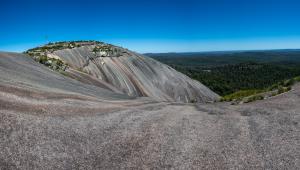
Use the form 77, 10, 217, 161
31, 54, 68, 71
221, 76, 300, 104
92, 44, 122, 57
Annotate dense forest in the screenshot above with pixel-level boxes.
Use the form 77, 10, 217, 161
147, 50, 300, 96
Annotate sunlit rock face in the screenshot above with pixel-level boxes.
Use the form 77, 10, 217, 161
0, 50, 299, 170
27, 41, 220, 103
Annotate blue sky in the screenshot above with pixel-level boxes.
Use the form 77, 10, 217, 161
1, 0, 300, 53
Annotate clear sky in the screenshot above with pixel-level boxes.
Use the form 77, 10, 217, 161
1, 0, 300, 53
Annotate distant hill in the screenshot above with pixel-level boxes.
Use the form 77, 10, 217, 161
146, 49, 300, 67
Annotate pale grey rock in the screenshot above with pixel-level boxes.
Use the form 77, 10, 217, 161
51, 44, 219, 103
0, 51, 299, 170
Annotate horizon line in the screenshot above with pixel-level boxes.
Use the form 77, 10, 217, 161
143, 48, 300, 54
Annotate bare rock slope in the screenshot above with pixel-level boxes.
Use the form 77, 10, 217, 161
26, 41, 219, 103
0, 51, 299, 169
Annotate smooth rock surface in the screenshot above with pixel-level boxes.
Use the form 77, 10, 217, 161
51, 45, 219, 103
0, 52, 299, 169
